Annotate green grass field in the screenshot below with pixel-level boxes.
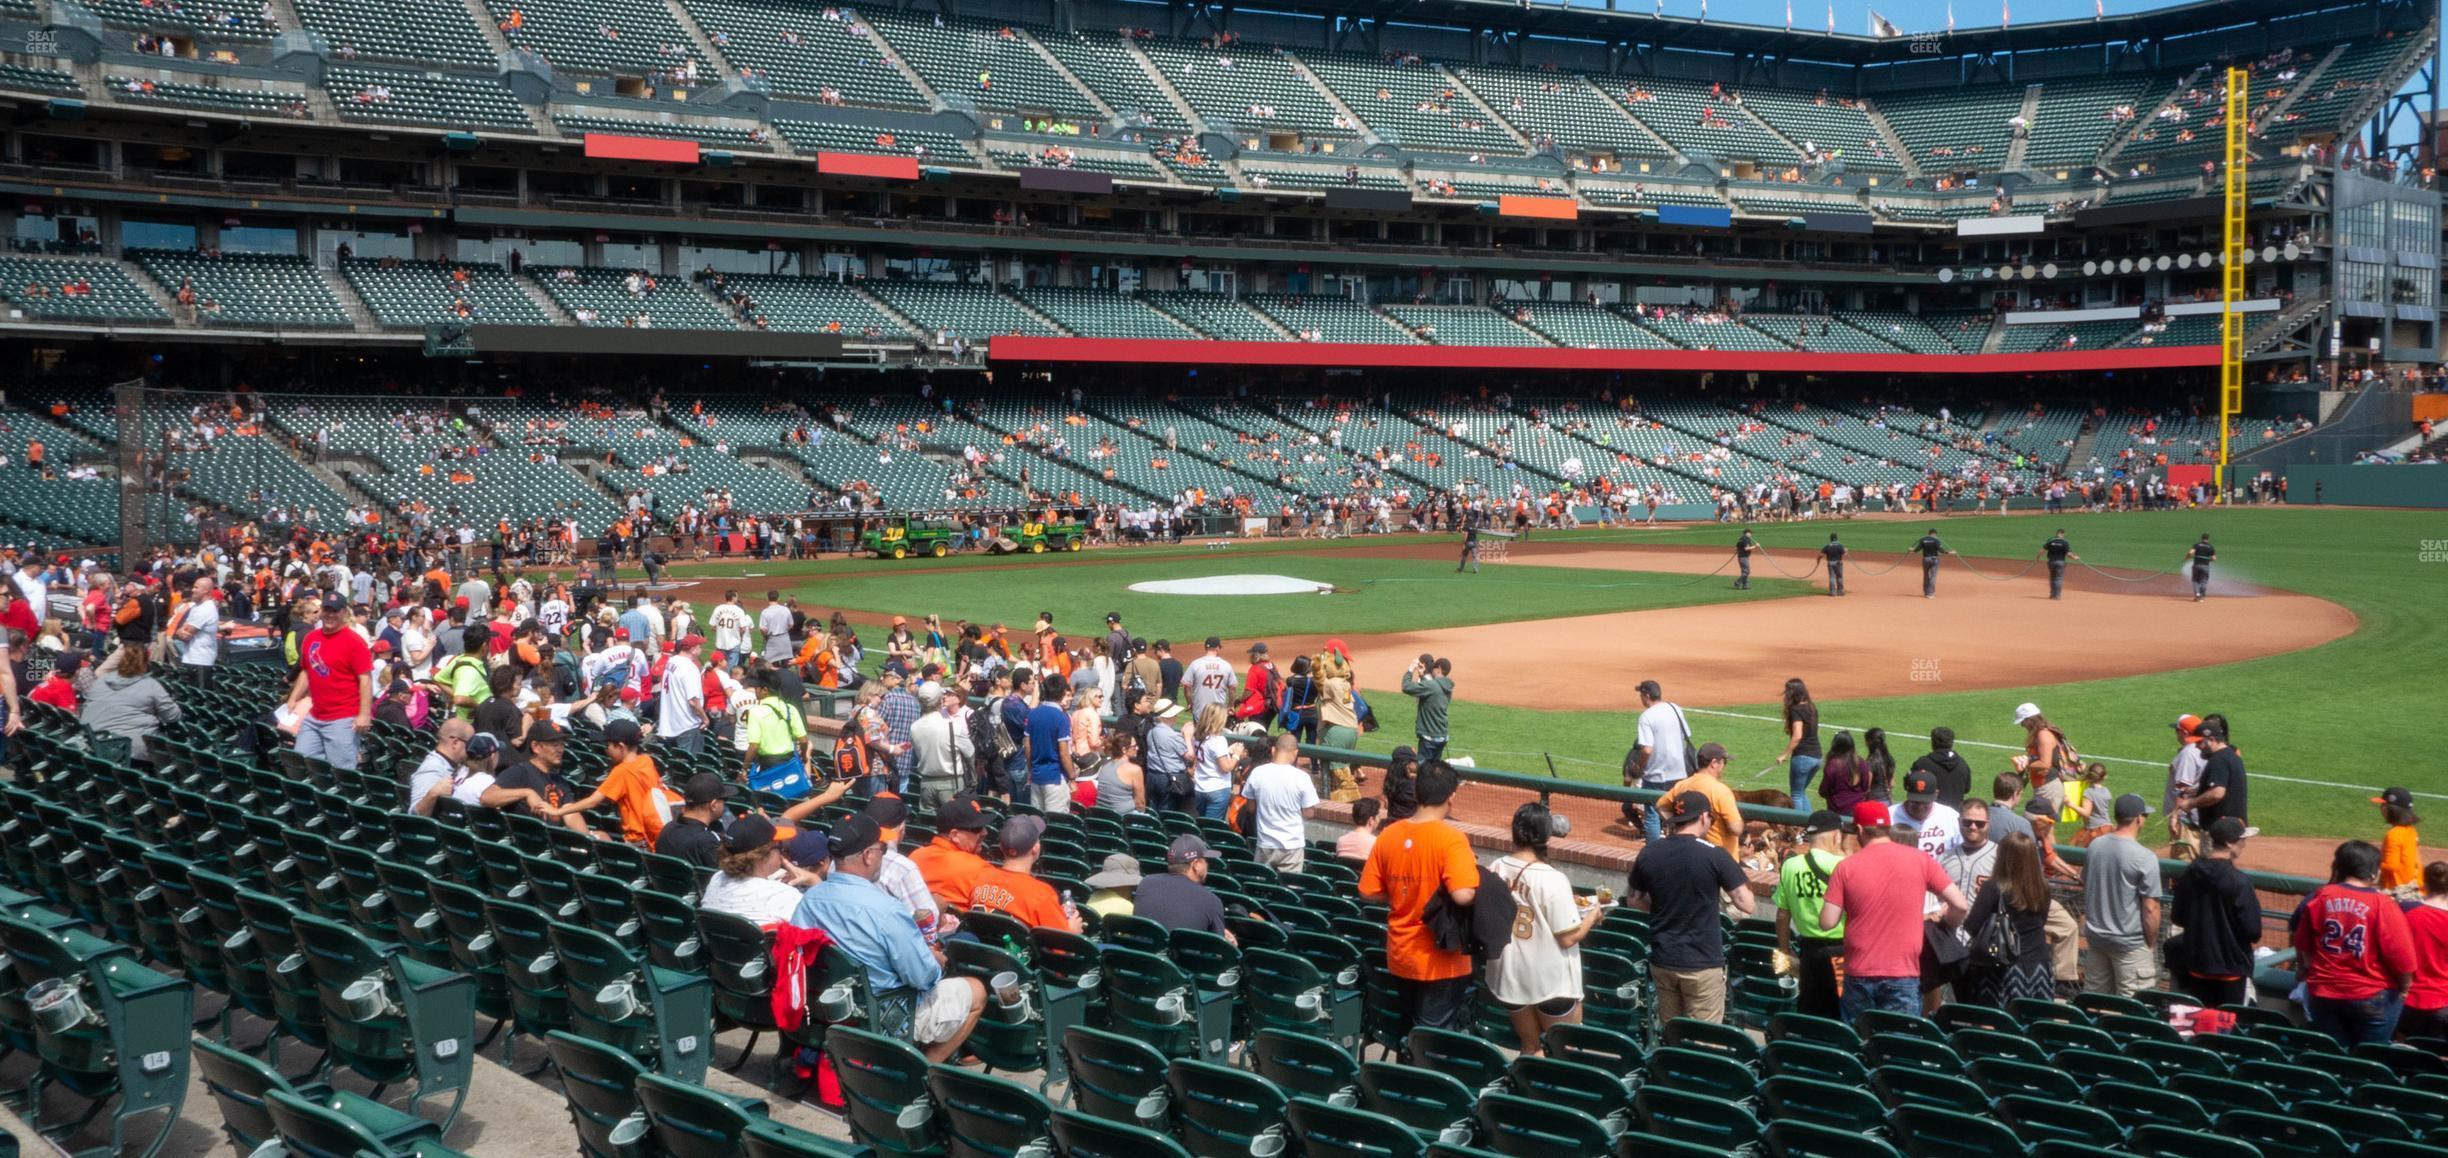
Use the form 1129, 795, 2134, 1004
675, 506, 2442, 840
777, 555, 1808, 639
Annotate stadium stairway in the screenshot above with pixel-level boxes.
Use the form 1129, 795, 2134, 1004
317, 267, 379, 331
2004, 86, 2042, 170
2061, 419, 2105, 473
2245, 295, 2327, 357
1436, 62, 1534, 151
1862, 102, 1920, 179
854, 286, 932, 343
657, 0, 741, 84
866, 21, 946, 109
1281, 53, 1380, 149
1391, 402, 1569, 488
1115, 38, 1203, 130
1493, 398, 1737, 498
453, 0, 519, 61
1077, 402, 1290, 497
1021, 28, 1119, 121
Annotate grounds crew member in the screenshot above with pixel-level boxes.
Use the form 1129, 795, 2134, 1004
1821, 533, 1847, 596
1734, 529, 1756, 590
2041, 530, 2077, 600
1913, 529, 1952, 598
2184, 533, 2216, 601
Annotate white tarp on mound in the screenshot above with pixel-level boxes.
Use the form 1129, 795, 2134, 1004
1127, 574, 1334, 596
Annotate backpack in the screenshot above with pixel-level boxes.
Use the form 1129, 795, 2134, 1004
598, 654, 635, 695
551, 650, 582, 700
832, 710, 878, 783
1425, 863, 1519, 963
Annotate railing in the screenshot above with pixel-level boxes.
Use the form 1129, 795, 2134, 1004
1220, 733, 2312, 991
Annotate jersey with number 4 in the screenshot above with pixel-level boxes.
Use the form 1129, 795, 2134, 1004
2293, 883, 2414, 1001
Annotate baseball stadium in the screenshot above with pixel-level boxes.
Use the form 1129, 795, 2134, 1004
0, 0, 2442, 1149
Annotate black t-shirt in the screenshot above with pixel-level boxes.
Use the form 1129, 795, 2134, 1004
2197, 747, 2248, 825
494, 759, 575, 817
472, 698, 525, 748
1157, 658, 1184, 700
1134, 871, 1228, 937
1736, 535, 1754, 557
1822, 542, 1847, 562
1789, 703, 1821, 761
1916, 536, 1943, 558
2044, 537, 2071, 562
656, 815, 724, 869
1910, 751, 1974, 809
2192, 542, 2216, 567
1627, 835, 1749, 971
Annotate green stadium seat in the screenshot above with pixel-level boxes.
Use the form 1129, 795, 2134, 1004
1166, 1057, 1289, 1158
2217, 1110, 2349, 1158
1759, 1074, 1885, 1134
261, 1089, 470, 1158
1050, 1107, 1193, 1158
2090, 1080, 2212, 1134
1289, 1097, 1436, 1157
1633, 1086, 1763, 1153
927, 1066, 1056, 1158
1872, 1066, 1988, 1116
194, 1037, 441, 1154
633, 1071, 771, 1158
1768, 1119, 1907, 1158
1889, 1104, 2027, 1158
1474, 1091, 1615, 1155
1060, 1026, 1172, 1127
1994, 1094, 2123, 1149
2128, 1124, 2266, 1158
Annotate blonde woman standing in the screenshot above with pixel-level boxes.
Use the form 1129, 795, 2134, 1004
1315, 652, 1364, 802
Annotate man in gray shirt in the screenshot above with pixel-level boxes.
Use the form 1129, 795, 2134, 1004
2081, 793, 2162, 997
758, 592, 795, 664
1986, 772, 2036, 845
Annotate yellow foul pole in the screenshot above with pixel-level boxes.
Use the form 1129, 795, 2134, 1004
2217, 66, 2247, 495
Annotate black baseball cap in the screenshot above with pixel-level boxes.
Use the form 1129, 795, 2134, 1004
1800, 809, 1843, 837
864, 794, 910, 829
1105, 612, 1121, 623
827, 814, 883, 860
524, 720, 568, 746
721, 814, 777, 854
2207, 816, 2251, 849
1167, 834, 1222, 865
1904, 770, 1939, 804
2113, 793, 2153, 821
935, 798, 989, 831
2376, 787, 2414, 809
1202, 635, 1222, 649
782, 829, 831, 866
683, 773, 738, 807
1694, 742, 1728, 766
1662, 792, 1712, 824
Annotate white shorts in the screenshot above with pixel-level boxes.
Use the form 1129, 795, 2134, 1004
912, 976, 976, 1045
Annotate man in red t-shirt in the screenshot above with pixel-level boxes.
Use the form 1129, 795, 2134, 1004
1820, 801, 1969, 1023
2293, 840, 2415, 1047
283, 598, 374, 771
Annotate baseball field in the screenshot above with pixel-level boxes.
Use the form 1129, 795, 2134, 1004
667, 504, 2440, 862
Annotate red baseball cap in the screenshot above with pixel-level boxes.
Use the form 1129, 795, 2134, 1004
453, 596, 470, 607
1850, 801, 1891, 830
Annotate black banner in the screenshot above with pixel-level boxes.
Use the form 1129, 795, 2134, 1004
440, 326, 848, 358
1019, 167, 1116, 195
1323, 188, 1414, 212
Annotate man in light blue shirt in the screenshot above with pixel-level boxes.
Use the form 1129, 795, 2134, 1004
618, 597, 658, 657
791, 814, 984, 1061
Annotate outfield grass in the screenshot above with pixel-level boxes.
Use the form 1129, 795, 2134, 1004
680, 507, 2437, 840
773, 554, 1809, 639
1362, 507, 2438, 841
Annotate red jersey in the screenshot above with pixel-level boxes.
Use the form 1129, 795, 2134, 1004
2407, 903, 2448, 1012
298, 626, 374, 721
2293, 883, 2416, 1001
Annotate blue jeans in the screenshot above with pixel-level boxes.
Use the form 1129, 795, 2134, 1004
1195, 788, 1231, 821
1638, 783, 1676, 842
1841, 976, 1919, 1024
1788, 755, 1823, 803
1417, 738, 1447, 762
2308, 990, 2404, 1048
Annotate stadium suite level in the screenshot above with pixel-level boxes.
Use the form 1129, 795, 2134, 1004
0, 0, 2428, 384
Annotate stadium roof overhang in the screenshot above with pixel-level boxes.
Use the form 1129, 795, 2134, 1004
1325, 0, 2397, 64
986, 336, 2222, 374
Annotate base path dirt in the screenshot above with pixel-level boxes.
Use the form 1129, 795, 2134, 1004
1265, 539, 2356, 710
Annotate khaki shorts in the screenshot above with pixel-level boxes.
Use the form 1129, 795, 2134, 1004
912, 976, 976, 1045
1257, 846, 1306, 874
1651, 965, 1727, 1025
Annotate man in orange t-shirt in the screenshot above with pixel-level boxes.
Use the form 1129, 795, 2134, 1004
549, 719, 673, 845
1359, 759, 1480, 1041
911, 798, 991, 908
969, 815, 1083, 932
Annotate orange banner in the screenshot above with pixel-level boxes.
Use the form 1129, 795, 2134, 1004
1498, 194, 1578, 221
